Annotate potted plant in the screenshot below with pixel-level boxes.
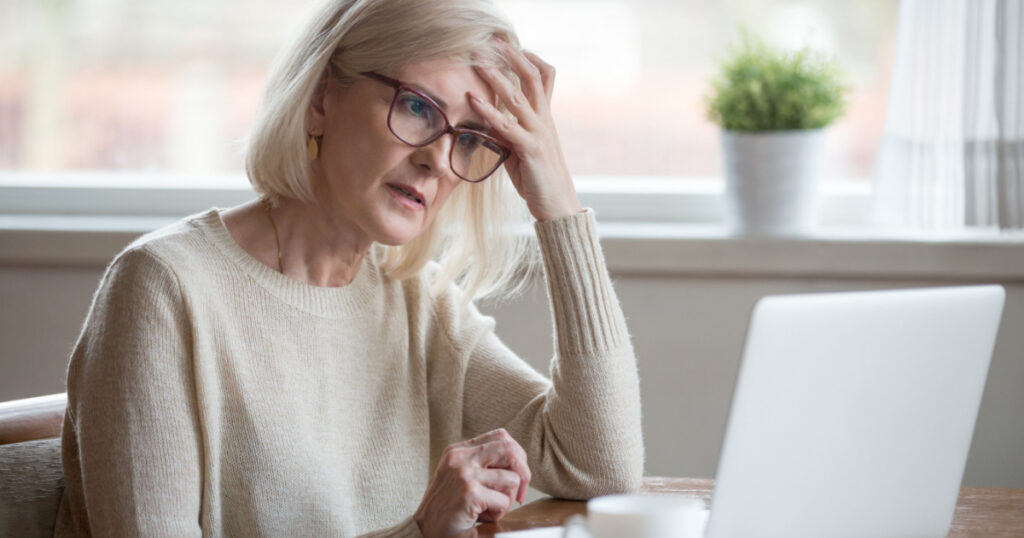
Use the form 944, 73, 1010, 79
706, 32, 847, 236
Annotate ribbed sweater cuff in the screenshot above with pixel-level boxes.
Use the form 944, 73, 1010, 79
534, 209, 629, 357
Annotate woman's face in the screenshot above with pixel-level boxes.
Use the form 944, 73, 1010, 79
307, 56, 497, 246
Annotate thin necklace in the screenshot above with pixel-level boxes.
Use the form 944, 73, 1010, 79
262, 199, 284, 274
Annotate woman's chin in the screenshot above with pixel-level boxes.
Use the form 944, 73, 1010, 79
369, 207, 433, 246
376, 235, 413, 247
373, 223, 423, 247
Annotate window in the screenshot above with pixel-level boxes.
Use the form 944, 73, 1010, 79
498, 0, 898, 182
1, 0, 304, 183
0, 0, 897, 221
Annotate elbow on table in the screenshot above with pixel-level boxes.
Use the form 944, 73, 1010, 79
591, 458, 645, 496
579, 434, 646, 498
550, 455, 645, 500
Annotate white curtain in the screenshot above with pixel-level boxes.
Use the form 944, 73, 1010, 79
874, 0, 1023, 230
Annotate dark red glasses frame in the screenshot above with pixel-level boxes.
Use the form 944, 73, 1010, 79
362, 71, 511, 182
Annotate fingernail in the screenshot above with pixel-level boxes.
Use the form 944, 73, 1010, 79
468, 92, 484, 104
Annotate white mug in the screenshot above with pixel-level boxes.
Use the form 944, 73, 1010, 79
562, 493, 707, 538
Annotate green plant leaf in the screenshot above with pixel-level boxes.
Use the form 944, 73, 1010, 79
706, 30, 848, 131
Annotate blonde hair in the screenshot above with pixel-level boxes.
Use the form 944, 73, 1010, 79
245, 0, 536, 301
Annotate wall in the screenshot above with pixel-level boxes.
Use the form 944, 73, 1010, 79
2, 227, 1023, 488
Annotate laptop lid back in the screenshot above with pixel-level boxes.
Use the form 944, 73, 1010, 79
705, 285, 1005, 538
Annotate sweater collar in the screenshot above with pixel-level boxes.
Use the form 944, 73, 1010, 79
191, 208, 381, 319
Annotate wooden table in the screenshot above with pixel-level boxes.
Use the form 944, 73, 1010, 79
468, 477, 1024, 537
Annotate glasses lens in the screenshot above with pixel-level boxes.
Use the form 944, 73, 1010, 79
387, 86, 505, 182
452, 132, 504, 182
389, 89, 445, 145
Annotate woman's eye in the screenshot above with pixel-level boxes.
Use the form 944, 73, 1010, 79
457, 134, 482, 150
400, 95, 433, 119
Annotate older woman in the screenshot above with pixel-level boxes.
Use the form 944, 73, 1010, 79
57, 0, 643, 536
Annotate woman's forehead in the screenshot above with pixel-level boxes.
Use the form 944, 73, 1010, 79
393, 57, 497, 108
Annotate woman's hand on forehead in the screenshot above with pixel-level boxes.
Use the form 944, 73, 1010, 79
468, 42, 582, 222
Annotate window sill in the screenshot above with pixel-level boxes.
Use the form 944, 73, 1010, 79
598, 223, 1024, 281
2, 173, 1023, 280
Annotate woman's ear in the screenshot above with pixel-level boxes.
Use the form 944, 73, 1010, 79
305, 67, 331, 135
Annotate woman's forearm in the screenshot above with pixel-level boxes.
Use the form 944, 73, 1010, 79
458, 209, 644, 499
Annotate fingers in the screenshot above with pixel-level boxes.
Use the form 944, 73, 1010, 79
450, 428, 532, 503
446, 428, 513, 459
472, 436, 530, 476
462, 428, 513, 448
522, 51, 555, 101
477, 467, 521, 517
471, 432, 531, 503
468, 90, 532, 153
472, 483, 515, 522
416, 431, 532, 534
469, 45, 557, 162
472, 65, 537, 132
499, 44, 549, 111
477, 467, 521, 495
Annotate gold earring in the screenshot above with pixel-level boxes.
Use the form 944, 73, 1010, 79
307, 135, 319, 160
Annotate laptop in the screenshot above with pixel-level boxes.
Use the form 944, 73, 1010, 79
704, 285, 1005, 538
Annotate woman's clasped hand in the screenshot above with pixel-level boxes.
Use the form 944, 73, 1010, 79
414, 429, 531, 536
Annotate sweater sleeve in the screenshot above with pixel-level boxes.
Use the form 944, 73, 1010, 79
60, 246, 203, 537
458, 209, 645, 499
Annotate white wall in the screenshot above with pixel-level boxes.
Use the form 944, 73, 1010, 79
2, 229, 1023, 488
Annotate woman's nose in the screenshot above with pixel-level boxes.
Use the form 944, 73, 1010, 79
410, 133, 454, 178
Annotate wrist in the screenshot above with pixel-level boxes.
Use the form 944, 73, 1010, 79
533, 200, 584, 222
412, 510, 429, 537
412, 517, 433, 538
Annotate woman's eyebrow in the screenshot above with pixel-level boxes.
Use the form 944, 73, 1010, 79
460, 121, 491, 133
408, 83, 448, 110
407, 82, 491, 133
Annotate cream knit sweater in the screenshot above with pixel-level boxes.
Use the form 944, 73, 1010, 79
56, 208, 644, 537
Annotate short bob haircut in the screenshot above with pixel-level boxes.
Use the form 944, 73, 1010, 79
245, 0, 536, 301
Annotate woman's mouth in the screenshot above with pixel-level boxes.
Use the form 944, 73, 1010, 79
386, 183, 425, 211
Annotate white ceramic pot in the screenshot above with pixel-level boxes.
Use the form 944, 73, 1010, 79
721, 128, 826, 236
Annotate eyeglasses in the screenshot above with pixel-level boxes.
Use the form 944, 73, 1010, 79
362, 72, 511, 183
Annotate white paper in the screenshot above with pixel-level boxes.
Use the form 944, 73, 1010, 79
494, 526, 565, 538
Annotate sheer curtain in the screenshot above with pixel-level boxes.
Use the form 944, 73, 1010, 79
873, 0, 1023, 231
